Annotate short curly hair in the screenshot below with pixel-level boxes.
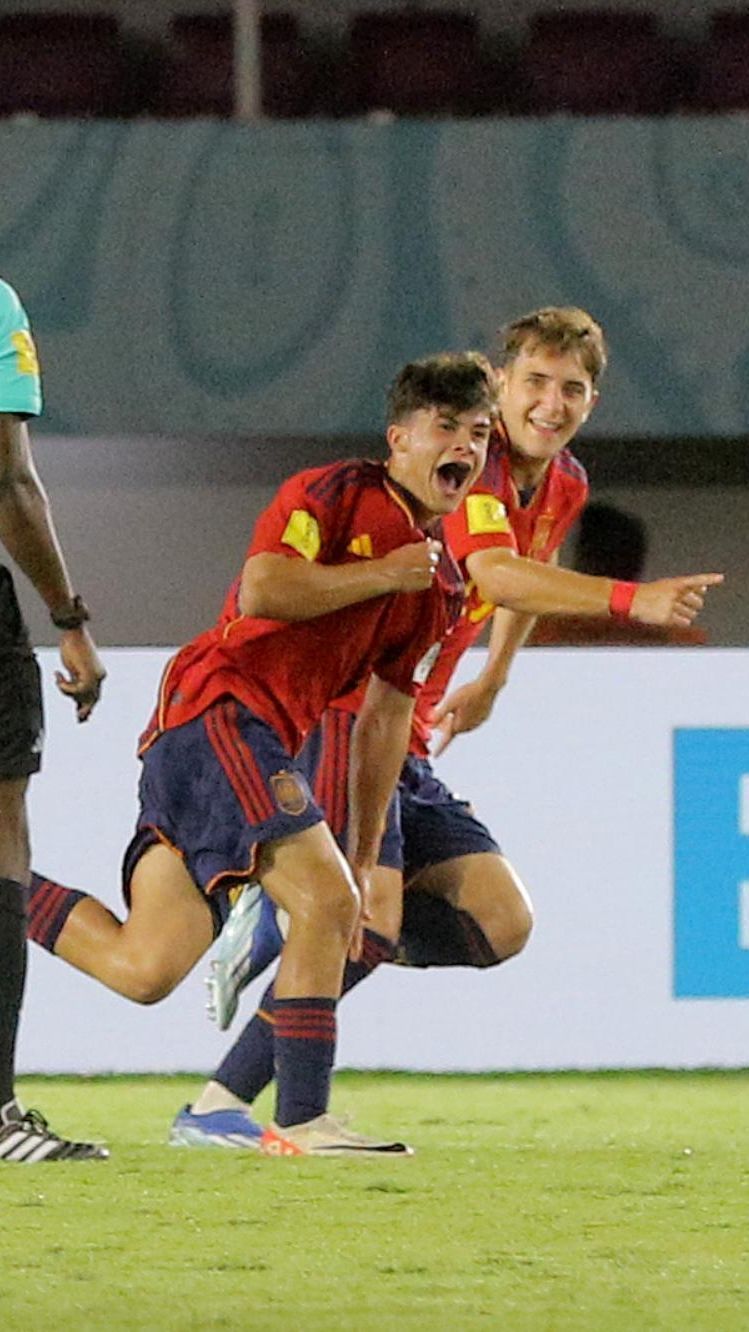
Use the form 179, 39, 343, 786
387, 351, 499, 424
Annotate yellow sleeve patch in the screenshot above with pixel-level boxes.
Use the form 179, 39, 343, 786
465, 493, 510, 536
281, 509, 321, 561
11, 330, 40, 376
347, 534, 373, 558
468, 598, 494, 625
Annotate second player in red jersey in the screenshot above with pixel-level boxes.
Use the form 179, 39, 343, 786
410, 422, 588, 756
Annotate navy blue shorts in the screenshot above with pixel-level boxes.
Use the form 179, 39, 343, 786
299, 708, 402, 870
0, 566, 43, 780
122, 699, 324, 928
399, 754, 500, 883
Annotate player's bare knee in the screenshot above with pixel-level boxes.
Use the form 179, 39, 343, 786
121, 960, 180, 1005
500, 904, 534, 959
315, 873, 360, 939
290, 871, 359, 943
488, 896, 534, 962
465, 858, 535, 963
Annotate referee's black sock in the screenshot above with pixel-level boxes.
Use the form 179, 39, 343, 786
0, 877, 27, 1106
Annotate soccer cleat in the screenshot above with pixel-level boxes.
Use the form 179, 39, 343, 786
206, 883, 287, 1031
260, 1113, 414, 1158
206, 880, 264, 1030
0, 1098, 109, 1163
169, 1103, 264, 1150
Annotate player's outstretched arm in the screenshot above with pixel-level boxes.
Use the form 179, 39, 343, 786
0, 414, 105, 721
239, 540, 443, 622
466, 546, 723, 627
629, 574, 724, 628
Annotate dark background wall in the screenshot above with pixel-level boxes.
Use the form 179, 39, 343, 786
1, 0, 743, 41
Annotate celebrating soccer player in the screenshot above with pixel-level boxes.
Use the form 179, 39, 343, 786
26, 352, 499, 1157
170, 308, 723, 1152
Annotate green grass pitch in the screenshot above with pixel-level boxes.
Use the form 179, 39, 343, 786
2, 1070, 748, 1331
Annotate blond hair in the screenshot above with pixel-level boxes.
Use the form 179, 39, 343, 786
498, 307, 607, 384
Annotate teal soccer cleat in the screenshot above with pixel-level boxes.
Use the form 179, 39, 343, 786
205, 880, 264, 1031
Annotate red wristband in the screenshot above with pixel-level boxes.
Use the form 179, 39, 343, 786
609, 580, 638, 619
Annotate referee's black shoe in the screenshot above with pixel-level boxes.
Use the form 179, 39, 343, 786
0, 1098, 109, 1162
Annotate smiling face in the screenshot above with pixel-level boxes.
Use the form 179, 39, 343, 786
498, 341, 598, 478
387, 403, 492, 522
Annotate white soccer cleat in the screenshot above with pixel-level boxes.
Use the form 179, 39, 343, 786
260, 1113, 414, 1157
205, 880, 263, 1030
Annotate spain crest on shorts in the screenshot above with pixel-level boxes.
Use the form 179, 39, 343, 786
271, 769, 310, 816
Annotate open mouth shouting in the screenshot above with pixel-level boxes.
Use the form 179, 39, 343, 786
435, 459, 473, 500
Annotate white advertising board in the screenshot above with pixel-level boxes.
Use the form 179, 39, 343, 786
19, 647, 749, 1074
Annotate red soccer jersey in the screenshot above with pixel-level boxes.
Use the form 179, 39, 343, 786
141, 460, 464, 756
408, 429, 589, 756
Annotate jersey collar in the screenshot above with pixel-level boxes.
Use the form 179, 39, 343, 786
383, 472, 426, 531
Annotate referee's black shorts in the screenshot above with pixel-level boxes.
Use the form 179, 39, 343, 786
0, 565, 43, 780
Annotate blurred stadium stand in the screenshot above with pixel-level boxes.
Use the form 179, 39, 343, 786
0, 6, 748, 118
155, 11, 319, 118
692, 9, 749, 110
517, 10, 685, 114
0, 12, 126, 117
334, 10, 488, 117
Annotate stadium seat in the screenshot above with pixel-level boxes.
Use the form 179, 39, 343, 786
693, 10, 749, 110
338, 10, 483, 116
158, 11, 316, 118
0, 13, 124, 117
518, 9, 676, 114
